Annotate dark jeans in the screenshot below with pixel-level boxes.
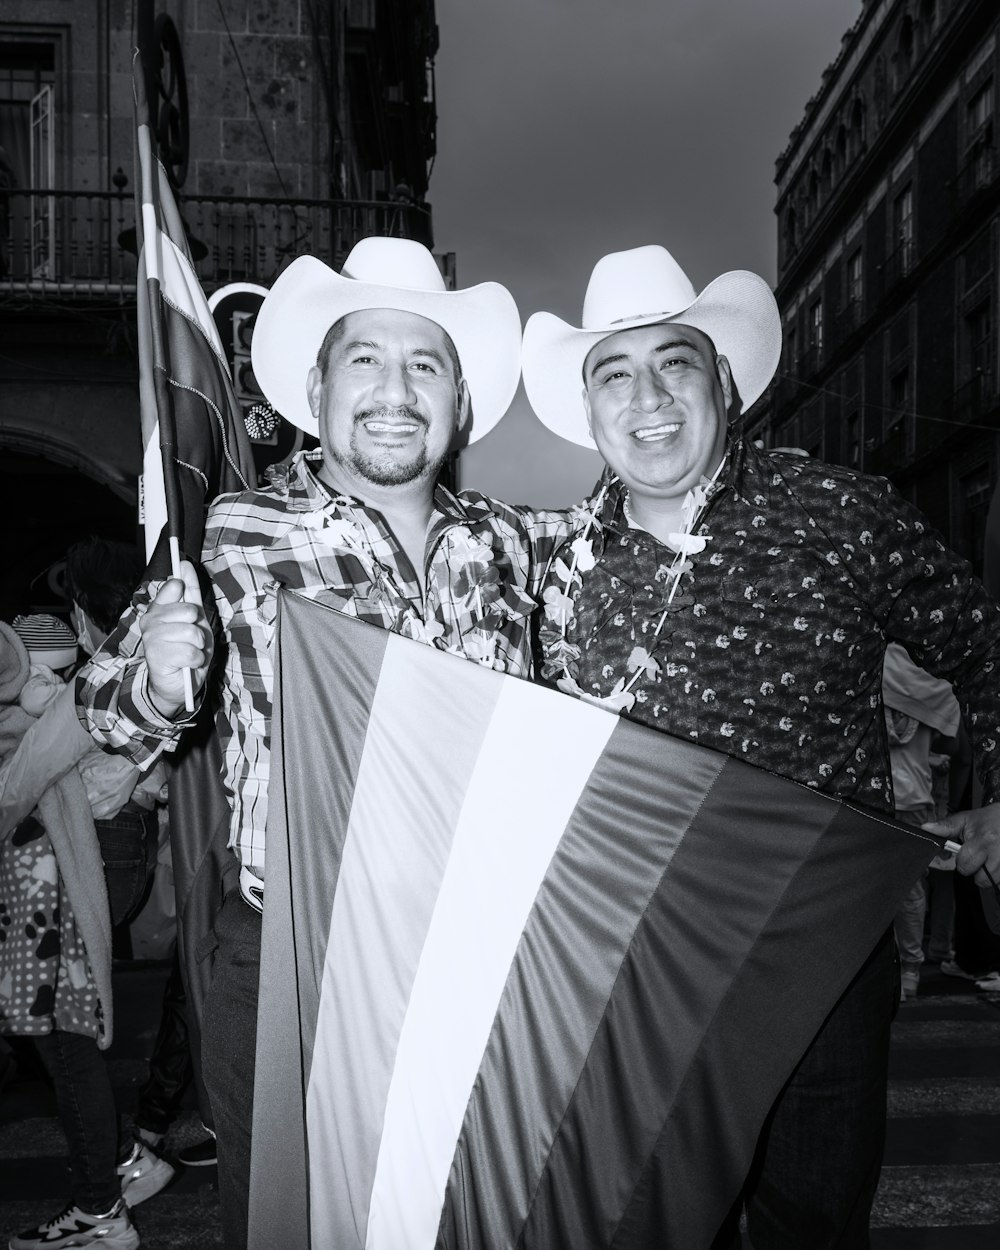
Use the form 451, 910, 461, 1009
201, 889, 261, 1250
711, 928, 897, 1250
33, 806, 158, 1213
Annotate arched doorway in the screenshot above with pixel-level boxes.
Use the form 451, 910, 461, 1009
0, 448, 139, 622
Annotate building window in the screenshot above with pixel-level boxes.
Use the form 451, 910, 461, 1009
966, 299, 993, 378
968, 78, 994, 136
820, 149, 832, 196
786, 324, 797, 373
966, 78, 994, 189
893, 184, 914, 272
849, 98, 865, 159
785, 206, 798, 254
0, 41, 55, 188
893, 15, 914, 90
807, 170, 819, 221
959, 464, 991, 575
846, 411, 861, 468
847, 248, 863, 305
920, 0, 937, 34
809, 298, 823, 353
889, 368, 910, 430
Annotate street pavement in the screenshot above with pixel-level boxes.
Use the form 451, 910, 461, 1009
1, 957, 998, 1248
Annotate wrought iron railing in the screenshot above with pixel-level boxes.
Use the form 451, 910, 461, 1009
0, 188, 434, 297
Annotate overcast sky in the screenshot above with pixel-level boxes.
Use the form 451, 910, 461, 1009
431, 0, 863, 503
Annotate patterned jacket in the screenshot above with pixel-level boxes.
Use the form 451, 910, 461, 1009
539, 439, 1000, 813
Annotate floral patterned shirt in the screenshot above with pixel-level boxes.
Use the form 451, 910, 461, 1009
540, 439, 1000, 814
76, 451, 572, 877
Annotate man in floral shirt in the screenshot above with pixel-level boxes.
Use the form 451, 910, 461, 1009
76, 238, 569, 1250
522, 243, 1000, 1248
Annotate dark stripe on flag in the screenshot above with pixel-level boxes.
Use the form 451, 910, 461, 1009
435, 720, 729, 1249
250, 593, 390, 1250
501, 743, 933, 1249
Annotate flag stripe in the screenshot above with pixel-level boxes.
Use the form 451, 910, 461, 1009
434, 719, 729, 1250
513, 759, 932, 1248
364, 674, 618, 1249
306, 629, 507, 1247
250, 594, 392, 1249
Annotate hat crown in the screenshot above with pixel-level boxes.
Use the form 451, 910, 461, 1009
340, 236, 446, 294
582, 245, 698, 330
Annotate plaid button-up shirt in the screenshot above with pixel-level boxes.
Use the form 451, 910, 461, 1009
77, 451, 572, 878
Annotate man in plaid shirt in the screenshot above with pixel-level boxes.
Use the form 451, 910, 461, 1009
76, 238, 570, 1249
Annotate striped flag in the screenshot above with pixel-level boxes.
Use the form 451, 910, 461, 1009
131, 49, 254, 1116
251, 591, 940, 1250
132, 51, 253, 564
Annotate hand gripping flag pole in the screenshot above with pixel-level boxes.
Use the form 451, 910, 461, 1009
131, 47, 254, 710
133, 55, 192, 708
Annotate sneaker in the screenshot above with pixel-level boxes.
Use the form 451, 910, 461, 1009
940, 959, 980, 981
9, 1198, 139, 1250
900, 964, 920, 998
132, 1125, 164, 1150
974, 971, 1000, 991
177, 1134, 217, 1168
116, 1141, 175, 1208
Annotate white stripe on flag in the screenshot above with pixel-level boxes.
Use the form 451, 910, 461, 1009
306, 638, 505, 1248
365, 674, 618, 1249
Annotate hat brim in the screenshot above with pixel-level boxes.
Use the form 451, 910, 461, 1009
522, 271, 782, 448
252, 256, 523, 444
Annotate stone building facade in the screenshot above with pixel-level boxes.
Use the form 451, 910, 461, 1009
750, 0, 999, 572
0, 0, 441, 617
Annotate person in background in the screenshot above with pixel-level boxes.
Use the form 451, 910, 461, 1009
882, 642, 962, 1000
5, 543, 174, 1250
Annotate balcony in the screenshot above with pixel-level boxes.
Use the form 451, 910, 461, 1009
0, 189, 433, 300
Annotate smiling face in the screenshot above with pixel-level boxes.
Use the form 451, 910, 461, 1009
306, 307, 469, 494
583, 321, 732, 506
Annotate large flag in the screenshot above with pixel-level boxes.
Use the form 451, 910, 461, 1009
250, 591, 942, 1250
132, 49, 254, 1112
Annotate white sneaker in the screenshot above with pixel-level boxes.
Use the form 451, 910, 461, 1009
9, 1198, 139, 1249
116, 1141, 175, 1207
940, 959, 979, 980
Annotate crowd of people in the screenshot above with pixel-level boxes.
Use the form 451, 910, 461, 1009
2, 234, 1000, 1249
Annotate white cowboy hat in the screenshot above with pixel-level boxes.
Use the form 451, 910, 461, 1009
521, 245, 782, 448
252, 237, 523, 443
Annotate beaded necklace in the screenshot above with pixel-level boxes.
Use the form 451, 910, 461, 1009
542, 460, 723, 713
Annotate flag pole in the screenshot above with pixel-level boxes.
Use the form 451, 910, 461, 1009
133, 36, 195, 711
